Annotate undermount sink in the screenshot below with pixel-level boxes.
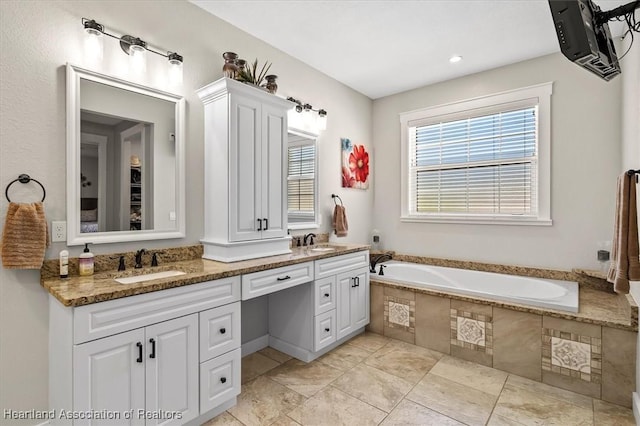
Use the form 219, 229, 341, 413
309, 247, 336, 252
115, 270, 187, 285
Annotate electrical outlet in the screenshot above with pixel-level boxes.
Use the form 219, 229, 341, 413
52, 221, 66, 242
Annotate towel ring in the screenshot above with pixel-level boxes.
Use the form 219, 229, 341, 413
331, 194, 343, 206
5, 174, 46, 202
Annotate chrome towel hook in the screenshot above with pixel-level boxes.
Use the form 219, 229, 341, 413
5, 174, 46, 202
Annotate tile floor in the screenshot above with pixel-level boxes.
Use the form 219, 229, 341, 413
203, 332, 635, 426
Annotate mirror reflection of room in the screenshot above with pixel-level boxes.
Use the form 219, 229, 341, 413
78, 78, 176, 234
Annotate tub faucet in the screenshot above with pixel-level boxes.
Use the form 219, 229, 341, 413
134, 249, 146, 269
370, 253, 392, 273
303, 233, 316, 246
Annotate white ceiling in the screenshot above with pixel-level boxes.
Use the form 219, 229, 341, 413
191, 0, 628, 99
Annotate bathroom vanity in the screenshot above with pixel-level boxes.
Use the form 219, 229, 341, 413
44, 245, 369, 425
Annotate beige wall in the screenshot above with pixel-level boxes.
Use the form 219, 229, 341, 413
0, 1, 372, 423
372, 53, 622, 270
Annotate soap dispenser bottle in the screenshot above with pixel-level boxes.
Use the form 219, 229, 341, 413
79, 243, 95, 276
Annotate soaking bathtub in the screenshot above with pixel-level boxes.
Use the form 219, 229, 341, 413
375, 261, 579, 313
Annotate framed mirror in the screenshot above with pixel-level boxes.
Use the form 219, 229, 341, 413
287, 129, 319, 230
66, 64, 185, 245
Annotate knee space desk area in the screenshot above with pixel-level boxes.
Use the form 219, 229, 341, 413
43, 245, 370, 426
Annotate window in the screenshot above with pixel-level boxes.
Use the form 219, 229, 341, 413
400, 83, 552, 225
287, 131, 318, 228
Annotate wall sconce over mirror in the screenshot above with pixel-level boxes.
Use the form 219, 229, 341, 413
82, 18, 183, 84
287, 97, 327, 133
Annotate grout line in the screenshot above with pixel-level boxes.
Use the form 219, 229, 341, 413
484, 372, 511, 425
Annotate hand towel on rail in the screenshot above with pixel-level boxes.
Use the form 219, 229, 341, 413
1, 202, 49, 269
333, 204, 348, 237
607, 173, 640, 293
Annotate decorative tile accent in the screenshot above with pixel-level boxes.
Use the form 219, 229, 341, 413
389, 302, 410, 327
542, 328, 601, 384
551, 337, 591, 374
457, 317, 486, 346
450, 309, 493, 354
384, 296, 415, 332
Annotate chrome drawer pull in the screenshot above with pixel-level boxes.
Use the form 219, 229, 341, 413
277, 275, 291, 281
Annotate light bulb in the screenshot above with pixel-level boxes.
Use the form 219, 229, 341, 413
168, 53, 183, 86
129, 44, 146, 74
83, 26, 103, 64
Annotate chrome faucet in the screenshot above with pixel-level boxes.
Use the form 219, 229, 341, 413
370, 253, 392, 273
134, 249, 146, 269
303, 233, 316, 246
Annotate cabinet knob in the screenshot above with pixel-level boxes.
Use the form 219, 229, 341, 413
324, 293, 330, 298
324, 328, 330, 332
220, 377, 227, 384
220, 328, 226, 334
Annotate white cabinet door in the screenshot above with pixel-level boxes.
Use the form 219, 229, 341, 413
229, 93, 262, 242
336, 271, 355, 340
260, 103, 287, 240
145, 315, 199, 426
336, 267, 370, 340
74, 328, 146, 426
351, 267, 370, 330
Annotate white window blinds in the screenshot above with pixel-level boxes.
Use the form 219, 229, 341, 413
409, 106, 538, 217
287, 144, 315, 216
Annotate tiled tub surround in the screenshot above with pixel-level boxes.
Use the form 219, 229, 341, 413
41, 243, 369, 306
370, 279, 637, 407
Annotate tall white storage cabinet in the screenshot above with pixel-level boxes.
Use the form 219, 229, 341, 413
197, 78, 293, 262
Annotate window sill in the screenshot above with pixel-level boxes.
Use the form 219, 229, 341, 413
400, 215, 552, 226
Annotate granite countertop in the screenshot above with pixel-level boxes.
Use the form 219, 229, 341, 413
42, 244, 369, 307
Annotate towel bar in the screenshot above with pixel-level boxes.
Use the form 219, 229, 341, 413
5, 174, 46, 202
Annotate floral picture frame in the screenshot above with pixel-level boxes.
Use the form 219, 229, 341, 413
341, 137, 369, 190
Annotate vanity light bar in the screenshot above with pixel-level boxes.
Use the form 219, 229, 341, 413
82, 18, 183, 66
287, 97, 328, 118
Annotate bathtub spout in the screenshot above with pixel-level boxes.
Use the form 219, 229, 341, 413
370, 253, 392, 273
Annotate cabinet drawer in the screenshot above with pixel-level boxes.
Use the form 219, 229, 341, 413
200, 348, 241, 413
314, 251, 369, 279
200, 302, 241, 362
314, 276, 336, 315
242, 262, 314, 300
314, 310, 336, 351
73, 277, 240, 344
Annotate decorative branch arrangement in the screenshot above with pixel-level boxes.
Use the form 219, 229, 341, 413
236, 59, 272, 86
222, 52, 278, 93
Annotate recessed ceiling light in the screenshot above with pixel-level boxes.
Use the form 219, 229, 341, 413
449, 55, 463, 63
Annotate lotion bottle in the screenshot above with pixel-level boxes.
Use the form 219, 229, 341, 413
59, 250, 69, 278
79, 243, 95, 276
